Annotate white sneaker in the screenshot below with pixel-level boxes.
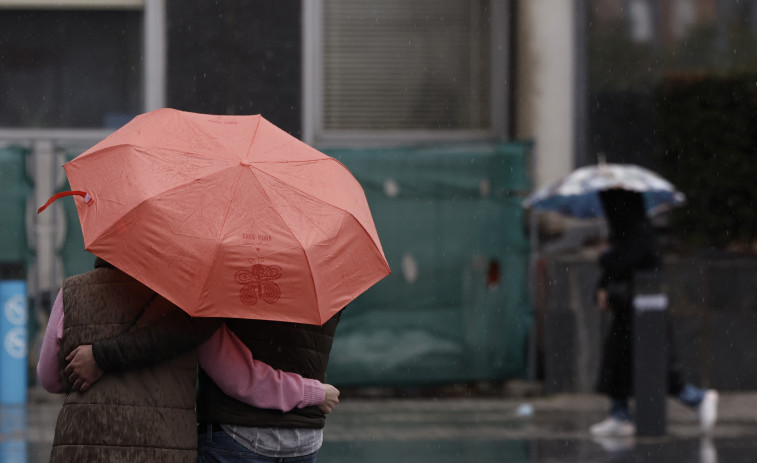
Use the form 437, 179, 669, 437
699, 389, 719, 434
590, 417, 636, 437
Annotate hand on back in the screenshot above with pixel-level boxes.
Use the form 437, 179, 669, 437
64, 345, 103, 392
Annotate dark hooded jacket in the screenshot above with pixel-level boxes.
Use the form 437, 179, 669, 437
596, 188, 660, 293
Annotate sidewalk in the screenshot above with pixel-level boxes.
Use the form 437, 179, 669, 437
12, 386, 757, 462
322, 390, 757, 462
326, 390, 757, 442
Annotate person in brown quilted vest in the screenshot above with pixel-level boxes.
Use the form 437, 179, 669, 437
39, 257, 204, 462
54, 260, 344, 462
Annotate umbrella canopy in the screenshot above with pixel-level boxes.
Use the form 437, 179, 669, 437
522, 163, 685, 219
46, 108, 390, 325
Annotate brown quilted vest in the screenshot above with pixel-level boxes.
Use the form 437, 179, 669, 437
50, 266, 197, 463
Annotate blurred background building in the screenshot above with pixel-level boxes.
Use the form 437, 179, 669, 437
1, 0, 756, 393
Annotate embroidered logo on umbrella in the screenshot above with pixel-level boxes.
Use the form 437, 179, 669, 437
235, 264, 282, 305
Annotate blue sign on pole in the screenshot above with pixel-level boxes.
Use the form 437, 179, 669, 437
0, 280, 27, 405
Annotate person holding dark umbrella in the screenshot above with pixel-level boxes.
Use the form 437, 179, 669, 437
589, 189, 718, 437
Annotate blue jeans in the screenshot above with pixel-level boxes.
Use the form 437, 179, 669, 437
677, 383, 706, 408
198, 430, 319, 463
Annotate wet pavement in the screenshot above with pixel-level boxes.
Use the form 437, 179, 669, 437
320, 391, 757, 462
4, 387, 757, 462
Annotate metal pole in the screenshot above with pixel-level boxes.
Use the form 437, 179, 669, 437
633, 269, 668, 436
143, 0, 166, 111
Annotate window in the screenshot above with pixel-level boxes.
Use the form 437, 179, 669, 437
0, 2, 144, 128
166, 1, 302, 136
304, 0, 509, 145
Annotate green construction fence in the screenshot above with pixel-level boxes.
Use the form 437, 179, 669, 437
0, 146, 31, 270
324, 142, 533, 386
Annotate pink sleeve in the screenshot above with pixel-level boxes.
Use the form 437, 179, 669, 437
198, 324, 325, 412
37, 290, 64, 393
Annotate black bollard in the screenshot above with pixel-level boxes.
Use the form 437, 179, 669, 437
633, 270, 668, 437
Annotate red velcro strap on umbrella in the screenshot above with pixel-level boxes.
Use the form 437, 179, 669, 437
37, 190, 93, 214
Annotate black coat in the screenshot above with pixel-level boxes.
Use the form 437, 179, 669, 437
594, 189, 684, 399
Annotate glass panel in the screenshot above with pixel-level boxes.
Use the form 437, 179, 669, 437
0, 9, 142, 128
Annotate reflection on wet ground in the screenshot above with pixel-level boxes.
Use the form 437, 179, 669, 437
1, 405, 26, 462
321, 437, 757, 463
320, 392, 757, 462
5, 389, 757, 462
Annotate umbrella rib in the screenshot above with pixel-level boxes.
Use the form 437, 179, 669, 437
243, 167, 323, 315
189, 165, 261, 311
241, 120, 322, 163
247, 162, 365, 247
82, 143, 232, 164
96, 163, 246, 308
243, 116, 263, 161
248, 159, 386, 258
242, 116, 316, 162
249, 158, 358, 217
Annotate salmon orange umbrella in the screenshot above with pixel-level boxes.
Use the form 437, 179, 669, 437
39, 108, 390, 325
